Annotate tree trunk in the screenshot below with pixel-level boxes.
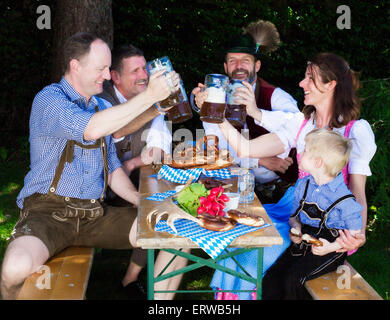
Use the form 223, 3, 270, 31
50, 0, 113, 82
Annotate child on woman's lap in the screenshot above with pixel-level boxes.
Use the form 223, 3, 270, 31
262, 129, 363, 300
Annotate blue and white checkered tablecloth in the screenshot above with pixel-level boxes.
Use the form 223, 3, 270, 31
145, 190, 176, 201
157, 165, 232, 184
155, 218, 271, 259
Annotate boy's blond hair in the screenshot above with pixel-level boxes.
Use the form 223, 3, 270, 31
304, 129, 352, 177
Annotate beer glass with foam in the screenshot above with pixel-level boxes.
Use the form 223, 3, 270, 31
147, 56, 192, 123
226, 79, 247, 128
166, 76, 193, 123
199, 74, 229, 123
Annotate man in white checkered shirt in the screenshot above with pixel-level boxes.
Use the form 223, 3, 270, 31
0, 32, 185, 300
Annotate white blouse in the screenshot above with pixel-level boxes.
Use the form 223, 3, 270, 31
258, 110, 377, 176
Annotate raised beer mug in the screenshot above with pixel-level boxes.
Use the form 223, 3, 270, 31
146, 56, 182, 110
166, 76, 193, 124
226, 79, 247, 128
199, 74, 229, 124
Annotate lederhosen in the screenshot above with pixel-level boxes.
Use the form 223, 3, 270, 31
44, 104, 107, 222
49, 138, 107, 222
290, 179, 355, 255
12, 102, 139, 259
262, 179, 353, 300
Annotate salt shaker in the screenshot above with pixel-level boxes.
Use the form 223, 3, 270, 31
238, 168, 255, 204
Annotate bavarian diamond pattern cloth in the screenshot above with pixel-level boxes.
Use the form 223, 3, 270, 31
145, 190, 176, 201
158, 165, 231, 184
155, 219, 271, 259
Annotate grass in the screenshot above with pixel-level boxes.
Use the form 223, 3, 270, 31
0, 156, 28, 268
0, 150, 388, 300
347, 226, 390, 300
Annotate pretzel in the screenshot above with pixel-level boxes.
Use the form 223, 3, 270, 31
195, 134, 218, 152
290, 227, 302, 237
226, 210, 265, 227
302, 234, 323, 247
168, 135, 233, 169
290, 228, 323, 246
197, 213, 236, 232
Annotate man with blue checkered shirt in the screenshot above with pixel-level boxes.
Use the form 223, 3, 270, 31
0, 32, 184, 300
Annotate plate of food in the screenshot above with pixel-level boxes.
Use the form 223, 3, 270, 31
147, 181, 264, 233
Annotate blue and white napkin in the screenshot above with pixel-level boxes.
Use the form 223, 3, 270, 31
157, 165, 231, 184
155, 218, 271, 259
145, 190, 177, 201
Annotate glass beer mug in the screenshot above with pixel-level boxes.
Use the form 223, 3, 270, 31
147, 56, 192, 123
225, 79, 247, 128
198, 74, 229, 124
165, 76, 193, 123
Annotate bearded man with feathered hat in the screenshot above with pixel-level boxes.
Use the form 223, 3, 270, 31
193, 20, 300, 204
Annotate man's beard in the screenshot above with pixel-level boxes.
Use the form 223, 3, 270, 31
228, 67, 256, 84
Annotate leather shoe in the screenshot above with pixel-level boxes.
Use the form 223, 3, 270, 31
121, 280, 147, 300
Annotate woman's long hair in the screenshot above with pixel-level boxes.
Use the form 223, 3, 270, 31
302, 53, 361, 128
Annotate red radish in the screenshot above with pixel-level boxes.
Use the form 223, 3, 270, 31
208, 209, 216, 216
212, 202, 220, 212
197, 206, 206, 214
209, 187, 220, 196
199, 196, 206, 205
219, 194, 229, 202
204, 200, 212, 211
207, 194, 216, 202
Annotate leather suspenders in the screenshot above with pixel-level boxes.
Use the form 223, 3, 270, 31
48, 104, 108, 202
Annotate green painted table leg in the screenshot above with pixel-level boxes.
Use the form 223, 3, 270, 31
147, 249, 155, 300
147, 247, 265, 299
256, 247, 264, 300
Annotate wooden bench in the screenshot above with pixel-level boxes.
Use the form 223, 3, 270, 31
17, 246, 94, 300
305, 262, 383, 300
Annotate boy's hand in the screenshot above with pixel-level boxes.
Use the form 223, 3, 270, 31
289, 227, 302, 244
311, 238, 333, 256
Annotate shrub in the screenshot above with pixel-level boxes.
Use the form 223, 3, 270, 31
359, 79, 390, 232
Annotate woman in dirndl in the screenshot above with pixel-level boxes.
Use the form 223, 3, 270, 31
211, 52, 377, 300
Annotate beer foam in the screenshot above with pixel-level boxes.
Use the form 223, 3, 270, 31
205, 87, 226, 103
227, 82, 244, 104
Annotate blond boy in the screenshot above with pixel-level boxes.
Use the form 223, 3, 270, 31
262, 129, 363, 300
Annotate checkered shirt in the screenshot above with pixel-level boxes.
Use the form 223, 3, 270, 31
17, 77, 122, 208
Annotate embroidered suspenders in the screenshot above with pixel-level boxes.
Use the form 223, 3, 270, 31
291, 180, 355, 241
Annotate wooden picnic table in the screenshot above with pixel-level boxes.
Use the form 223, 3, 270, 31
136, 165, 283, 299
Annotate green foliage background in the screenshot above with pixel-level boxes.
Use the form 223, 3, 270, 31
1, 0, 388, 228
0, 0, 388, 285
0, 0, 389, 299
